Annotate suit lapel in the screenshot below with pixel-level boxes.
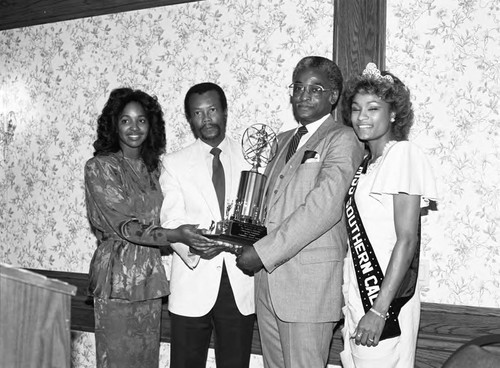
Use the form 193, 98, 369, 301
261, 129, 294, 217
225, 138, 244, 203
298, 116, 333, 156
188, 141, 221, 220
265, 116, 335, 210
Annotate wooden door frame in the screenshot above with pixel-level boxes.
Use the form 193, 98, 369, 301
334, 0, 387, 80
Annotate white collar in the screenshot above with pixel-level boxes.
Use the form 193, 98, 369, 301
295, 114, 330, 136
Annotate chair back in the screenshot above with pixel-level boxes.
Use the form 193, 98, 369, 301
442, 334, 500, 368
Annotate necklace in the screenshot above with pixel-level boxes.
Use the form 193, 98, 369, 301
366, 141, 397, 173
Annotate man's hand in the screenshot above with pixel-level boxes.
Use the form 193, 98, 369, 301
189, 242, 226, 260
176, 224, 225, 260
236, 245, 263, 275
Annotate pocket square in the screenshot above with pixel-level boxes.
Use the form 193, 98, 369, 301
301, 150, 319, 164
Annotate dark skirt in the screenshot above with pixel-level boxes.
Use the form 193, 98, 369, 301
94, 297, 162, 368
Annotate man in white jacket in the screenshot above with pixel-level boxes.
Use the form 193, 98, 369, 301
160, 82, 255, 368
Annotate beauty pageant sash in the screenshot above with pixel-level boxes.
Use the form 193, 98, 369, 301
345, 155, 420, 341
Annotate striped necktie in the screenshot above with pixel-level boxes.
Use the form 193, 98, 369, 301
210, 147, 226, 219
285, 125, 308, 163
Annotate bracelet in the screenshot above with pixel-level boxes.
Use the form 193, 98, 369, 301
369, 307, 387, 320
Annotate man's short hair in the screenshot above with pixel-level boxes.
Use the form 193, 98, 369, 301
292, 56, 343, 109
184, 82, 228, 120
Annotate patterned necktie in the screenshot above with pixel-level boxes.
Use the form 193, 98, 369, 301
210, 147, 226, 219
285, 125, 308, 163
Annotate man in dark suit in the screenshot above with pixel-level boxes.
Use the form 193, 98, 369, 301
237, 56, 364, 367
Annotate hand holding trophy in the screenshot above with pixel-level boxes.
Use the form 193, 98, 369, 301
212, 123, 278, 254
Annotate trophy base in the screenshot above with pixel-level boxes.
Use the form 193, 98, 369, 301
207, 220, 267, 250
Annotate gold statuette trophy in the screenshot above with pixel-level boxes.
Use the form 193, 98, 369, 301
212, 123, 278, 254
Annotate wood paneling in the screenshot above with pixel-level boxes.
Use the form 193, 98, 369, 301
333, 0, 387, 80
0, 0, 200, 31
1, 265, 76, 368
28, 269, 500, 367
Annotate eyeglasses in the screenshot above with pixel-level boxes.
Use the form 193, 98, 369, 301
288, 83, 332, 98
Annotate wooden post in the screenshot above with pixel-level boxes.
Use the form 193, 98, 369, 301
333, 0, 387, 80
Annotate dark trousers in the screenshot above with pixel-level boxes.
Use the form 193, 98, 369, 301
170, 263, 255, 368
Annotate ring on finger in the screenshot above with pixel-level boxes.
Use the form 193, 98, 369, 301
368, 338, 374, 343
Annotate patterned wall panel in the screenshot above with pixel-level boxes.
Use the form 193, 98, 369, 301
1, 0, 499, 367
0, 0, 335, 367
386, 0, 500, 308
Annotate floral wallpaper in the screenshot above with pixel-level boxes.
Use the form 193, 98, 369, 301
386, 0, 500, 308
0, 0, 335, 367
0, 0, 499, 367
0, 0, 334, 275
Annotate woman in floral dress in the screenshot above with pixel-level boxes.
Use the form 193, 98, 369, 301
85, 88, 215, 368
339, 64, 438, 367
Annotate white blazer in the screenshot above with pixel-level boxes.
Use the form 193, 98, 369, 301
160, 137, 255, 317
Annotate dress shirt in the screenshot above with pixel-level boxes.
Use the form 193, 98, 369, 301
296, 114, 330, 150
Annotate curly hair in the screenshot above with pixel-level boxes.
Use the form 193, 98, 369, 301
93, 88, 166, 172
292, 56, 343, 110
341, 70, 414, 141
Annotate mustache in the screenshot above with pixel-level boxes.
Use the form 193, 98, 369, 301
201, 123, 220, 129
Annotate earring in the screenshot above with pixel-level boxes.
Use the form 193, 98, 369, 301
390, 115, 396, 123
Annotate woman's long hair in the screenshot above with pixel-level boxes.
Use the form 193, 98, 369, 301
93, 88, 166, 172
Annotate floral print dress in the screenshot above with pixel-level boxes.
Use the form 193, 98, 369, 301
84, 152, 171, 368
85, 152, 170, 301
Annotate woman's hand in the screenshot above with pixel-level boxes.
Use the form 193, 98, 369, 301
351, 310, 386, 347
175, 224, 225, 260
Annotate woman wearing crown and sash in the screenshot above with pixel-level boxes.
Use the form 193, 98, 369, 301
339, 63, 438, 367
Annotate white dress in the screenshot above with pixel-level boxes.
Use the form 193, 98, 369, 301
340, 141, 438, 368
